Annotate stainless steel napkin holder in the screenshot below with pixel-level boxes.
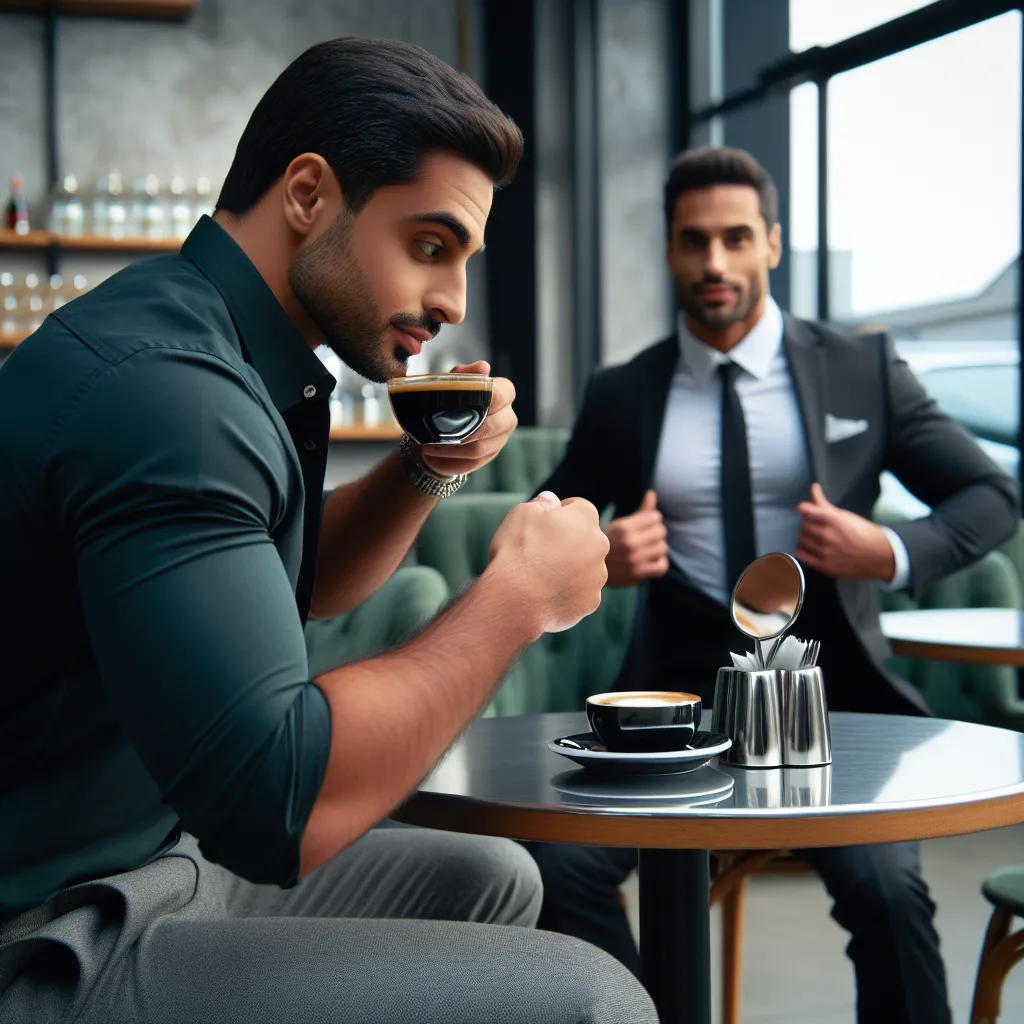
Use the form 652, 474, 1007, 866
712, 665, 832, 768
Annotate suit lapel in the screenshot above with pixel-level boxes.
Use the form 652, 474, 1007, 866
782, 314, 829, 492
637, 336, 679, 490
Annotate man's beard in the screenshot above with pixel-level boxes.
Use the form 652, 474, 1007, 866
676, 274, 762, 329
290, 212, 437, 383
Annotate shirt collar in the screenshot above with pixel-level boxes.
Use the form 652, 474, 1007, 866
181, 216, 335, 415
676, 296, 784, 387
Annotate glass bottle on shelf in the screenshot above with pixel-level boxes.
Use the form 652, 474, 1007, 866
169, 175, 192, 239
51, 182, 67, 235
5, 173, 30, 235
193, 175, 215, 223
72, 274, 88, 299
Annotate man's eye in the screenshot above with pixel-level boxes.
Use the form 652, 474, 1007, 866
417, 240, 444, 258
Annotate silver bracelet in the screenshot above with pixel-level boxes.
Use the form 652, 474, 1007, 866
397, 434, 468, 499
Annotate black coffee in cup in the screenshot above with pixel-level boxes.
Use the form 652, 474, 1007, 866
387, 374, 493, 445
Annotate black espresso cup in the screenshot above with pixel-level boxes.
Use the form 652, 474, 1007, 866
586, 691, 702, 753
387, 373, 493, 446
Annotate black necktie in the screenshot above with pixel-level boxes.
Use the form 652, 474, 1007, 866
719, 361, 757, 592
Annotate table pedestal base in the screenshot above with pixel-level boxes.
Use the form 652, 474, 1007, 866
638, 848, 711, 1024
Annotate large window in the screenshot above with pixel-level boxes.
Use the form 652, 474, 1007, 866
791, 10, 1021, 325
789, 0, 934, 51
787, 1, 1022, 512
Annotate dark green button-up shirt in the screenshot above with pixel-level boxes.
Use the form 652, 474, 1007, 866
0, 217, 336, 921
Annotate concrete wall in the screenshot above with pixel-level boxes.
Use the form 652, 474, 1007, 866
598, 0, 673, 368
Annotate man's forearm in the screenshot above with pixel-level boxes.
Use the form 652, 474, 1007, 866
309, 451, 438, 619
301, 565, 539, 875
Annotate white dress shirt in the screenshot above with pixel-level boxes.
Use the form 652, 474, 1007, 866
651, 297, 909, 606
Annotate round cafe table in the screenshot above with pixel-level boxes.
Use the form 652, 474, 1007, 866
392, 710, 1024, 1024
881, 608, 1024, 666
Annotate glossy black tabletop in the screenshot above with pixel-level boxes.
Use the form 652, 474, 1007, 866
394, 712, 1024, 849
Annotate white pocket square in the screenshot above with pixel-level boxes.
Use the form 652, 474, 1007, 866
825, 414, 869, 443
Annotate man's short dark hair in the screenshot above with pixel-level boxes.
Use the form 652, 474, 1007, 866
663, 146, 778, 234
218, 37, 524, 215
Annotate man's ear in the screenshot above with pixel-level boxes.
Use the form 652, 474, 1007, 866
280, 153, 340, 237
767, 221, 782, 271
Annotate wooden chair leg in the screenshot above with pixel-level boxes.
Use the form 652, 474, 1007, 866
721, 876, 747, 1024
970, 907, 1016, 1024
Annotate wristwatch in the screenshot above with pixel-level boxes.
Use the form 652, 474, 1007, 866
397, 434, 468, 499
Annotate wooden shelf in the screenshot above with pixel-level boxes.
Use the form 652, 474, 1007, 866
0, 333, 28, 351
0, 0, 195, 19
61, 234, 182, 253
0, 229, 181, 254
329, 425, 403, 442
0, 229, 52, 249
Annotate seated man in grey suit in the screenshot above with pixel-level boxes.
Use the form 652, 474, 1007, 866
528, 146, 1020, 1024
0, 38, 655, 1024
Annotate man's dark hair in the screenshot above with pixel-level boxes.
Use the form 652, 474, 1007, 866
663, 146, 778, 234
218, 37, 524, 214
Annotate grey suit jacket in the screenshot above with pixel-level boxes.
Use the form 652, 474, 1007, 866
538, 313, 1021, 689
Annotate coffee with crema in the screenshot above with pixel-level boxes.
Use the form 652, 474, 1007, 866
589, 691, 698, 707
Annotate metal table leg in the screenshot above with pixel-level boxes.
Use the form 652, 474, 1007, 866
638, 848, 711, 1024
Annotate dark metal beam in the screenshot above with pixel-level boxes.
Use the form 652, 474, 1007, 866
694, 0, 1021, 123
815, 77, 829, 321
482, 0, 538, 425
1018, 9, 1024, 492
44, 0, 60, 276
721, 0, 791, 311
569, 0, 602, 404
44, 0, 59, 195
667, 0, 692, 156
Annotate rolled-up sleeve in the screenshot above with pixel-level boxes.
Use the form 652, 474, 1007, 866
49, 346, 331, 886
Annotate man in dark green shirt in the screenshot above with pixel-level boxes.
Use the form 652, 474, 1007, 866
0, 37, 655, 1024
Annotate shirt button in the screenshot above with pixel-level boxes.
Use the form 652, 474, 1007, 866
303, 385, 317, 399
304, 439, 316, 452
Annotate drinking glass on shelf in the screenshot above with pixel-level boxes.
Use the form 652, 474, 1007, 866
106, 170, 127, 239
48, 274, 66, 312
1, 272, 19, 339
193, 176, 215, 224
22, 273, 45, 333
142, 174, 166, 240
169, 175, 192, 239
52, 175, 85, 237
359, 383, 382, 427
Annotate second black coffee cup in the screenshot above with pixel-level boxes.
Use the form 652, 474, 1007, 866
586, 691, 702, 753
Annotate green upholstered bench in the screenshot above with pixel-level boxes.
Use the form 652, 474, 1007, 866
415, 490, 637, 716
460, 427, 569, 494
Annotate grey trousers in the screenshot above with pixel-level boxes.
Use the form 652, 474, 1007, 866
1, 828, 656, 1024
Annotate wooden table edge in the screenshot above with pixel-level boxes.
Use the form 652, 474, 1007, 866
393, 788, 1024, 849
888, 637, 1024, 667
